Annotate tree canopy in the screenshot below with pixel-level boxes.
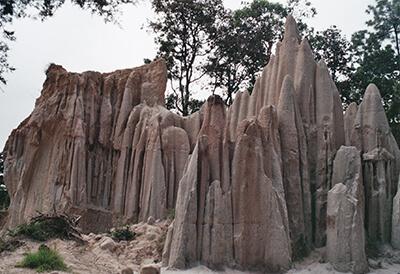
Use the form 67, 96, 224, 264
151, 0, 315, 113
149, 0, 225, 115
205, 0, 288, 105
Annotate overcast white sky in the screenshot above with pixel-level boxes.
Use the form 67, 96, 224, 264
0, 0, 375, 149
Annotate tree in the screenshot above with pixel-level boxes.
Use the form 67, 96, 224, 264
204, 0, 288, 105
0, 151, 9, 210
308, 26, 354, 105
0, 0, 138, 84
366, 0, 400, 56
309, 26, 353, 82
350, 30, 400, 140
149, 0, 225, 116
343, 0, 400, 142
204, 0, 316, 106
165, 93, 204, 114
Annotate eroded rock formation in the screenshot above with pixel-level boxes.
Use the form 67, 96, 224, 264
327, 146, 368, 274
3, 15, 400, 272
348, 84, 400, 244
3, 60, 192, 232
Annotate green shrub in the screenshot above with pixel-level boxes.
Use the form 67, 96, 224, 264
111, 226, 135, 241
0, 184, 10, 210
16, 244, 68, 272
11, 217, 71, 241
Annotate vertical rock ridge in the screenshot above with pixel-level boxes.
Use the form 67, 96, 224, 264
327, 146, 368, 274
277, 75, 312, 259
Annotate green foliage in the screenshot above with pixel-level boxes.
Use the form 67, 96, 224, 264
0, 152, 10, 211
366, 0, 400, 56
205, 0, 288, 105
167, 208, 175, 220
347, 0, 400, 142
111, 226, 135, 241
309, 26, 353, 82
16, 244, 68, 273
154, 0, 316, 108
308, 26, 355, 105
165, 93, 204, 114
150, 0, 225, 115
308, 0, 399, 142
11, 217, 72, 241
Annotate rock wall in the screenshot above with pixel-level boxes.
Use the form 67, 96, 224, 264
3, 60, 198, 232
3, 15, 400, 272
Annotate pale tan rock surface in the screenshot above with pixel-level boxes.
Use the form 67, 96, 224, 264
349, 84, 400, 244
277, 75, 312, 259
2, 15, 400, 273
327, 146, 368, 274
3, 59, 190, 232
242, 15, 345, 248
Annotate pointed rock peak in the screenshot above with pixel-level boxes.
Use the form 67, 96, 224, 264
284, 14, 301, 41
358, 83, 391, 132
46, 63, 67, 75
364, 83, 382, 100
344, 102, 358, 120
206, 94, 225, 106
362, 84, 385, 112
200, 94, 226, 138
346, 102, 358, 112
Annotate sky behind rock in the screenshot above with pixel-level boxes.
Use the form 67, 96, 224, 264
0, 0, 374, 149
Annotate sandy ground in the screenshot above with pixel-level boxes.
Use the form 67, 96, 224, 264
0, 221, 169, 274
1, 222, 400, 273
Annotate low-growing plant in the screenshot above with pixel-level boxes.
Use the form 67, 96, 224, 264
10, 216, 73, 241
16, 244, 68, 272
111, 226, 135, 241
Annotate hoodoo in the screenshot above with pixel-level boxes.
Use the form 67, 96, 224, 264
2, 16, 400, 272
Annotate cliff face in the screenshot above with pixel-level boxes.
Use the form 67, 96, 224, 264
3, 16, 400, 272
4, 60, 195, 232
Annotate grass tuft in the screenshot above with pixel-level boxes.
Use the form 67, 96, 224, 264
16, 244, 68, 273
